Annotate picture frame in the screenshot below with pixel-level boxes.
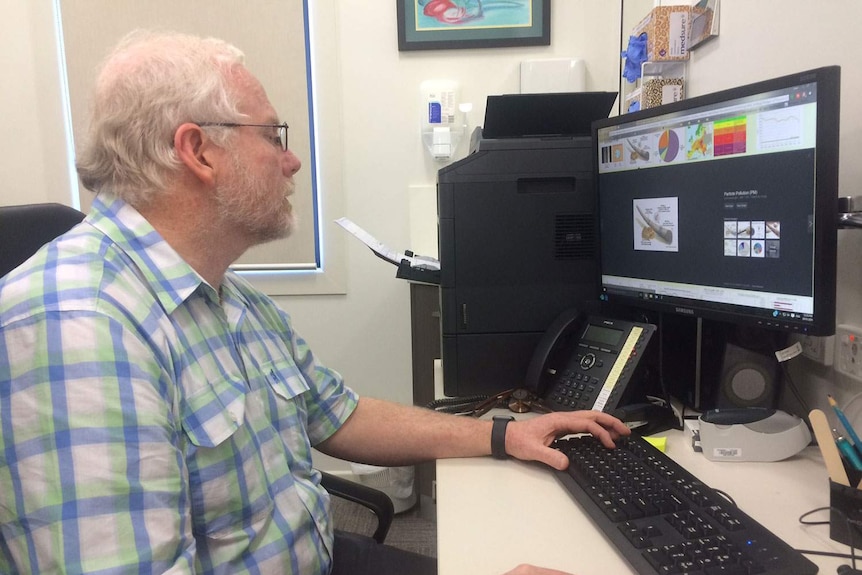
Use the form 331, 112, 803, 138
397, 0, 550, 52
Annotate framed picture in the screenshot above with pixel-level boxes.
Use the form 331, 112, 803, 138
397, 0, 551, 51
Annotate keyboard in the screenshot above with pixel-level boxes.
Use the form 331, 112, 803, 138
552, 435, 818, 575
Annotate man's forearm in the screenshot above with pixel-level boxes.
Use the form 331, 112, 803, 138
316, 397, 493, 466
317, 396, 631, 471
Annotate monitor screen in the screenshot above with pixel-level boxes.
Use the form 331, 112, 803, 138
594, 67, 839, 336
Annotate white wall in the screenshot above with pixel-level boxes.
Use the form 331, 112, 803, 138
285, 1, 623, 471
286, 0, 622, 402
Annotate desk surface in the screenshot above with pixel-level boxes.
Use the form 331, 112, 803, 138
436, 426, 846, 575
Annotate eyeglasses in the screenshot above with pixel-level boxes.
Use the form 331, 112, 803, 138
198, 122, 289, 152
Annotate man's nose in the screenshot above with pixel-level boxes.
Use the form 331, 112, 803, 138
282, 149, 301, 176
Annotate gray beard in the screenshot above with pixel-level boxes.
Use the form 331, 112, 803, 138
215, 156, 296, 245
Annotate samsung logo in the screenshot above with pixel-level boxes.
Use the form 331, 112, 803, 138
675, 307, 695, 315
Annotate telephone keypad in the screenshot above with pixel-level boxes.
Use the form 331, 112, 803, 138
549, 371, 598, 410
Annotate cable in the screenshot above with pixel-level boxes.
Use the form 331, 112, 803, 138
797, 505, 861, 570
799, 506, 830, 525
425, 395, 487, 410
424, 390, 524, 418
425, 395, 489, 416
775, 342, 813, 418
712, 489, 737, 508
797, 548, 858, 560
781, 361, 811, 415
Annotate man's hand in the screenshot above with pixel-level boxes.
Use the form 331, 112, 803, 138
505, 410, 631, 470
502, 564, 574, 575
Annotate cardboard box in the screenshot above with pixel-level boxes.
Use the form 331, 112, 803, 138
633, 5, 691, 61
640, 61, 685, 109
624, 61, 686, 112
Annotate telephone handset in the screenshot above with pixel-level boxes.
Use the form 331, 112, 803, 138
525, 308, 656, 414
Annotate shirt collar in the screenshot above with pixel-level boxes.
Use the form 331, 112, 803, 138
87, 192, 216, 313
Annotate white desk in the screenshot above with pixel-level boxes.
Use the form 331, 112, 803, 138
436, 425, 847, 575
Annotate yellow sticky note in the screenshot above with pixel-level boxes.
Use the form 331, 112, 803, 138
644, 436, 667, 452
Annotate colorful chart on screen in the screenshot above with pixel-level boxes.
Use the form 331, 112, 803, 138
658, 129, 680, 162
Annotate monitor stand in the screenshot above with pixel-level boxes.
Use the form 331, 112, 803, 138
694, 317, 706, 409
662, 315, 783, 411
656, 314, 726, 411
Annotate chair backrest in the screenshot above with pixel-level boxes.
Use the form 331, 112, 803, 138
0, 203, 85, 278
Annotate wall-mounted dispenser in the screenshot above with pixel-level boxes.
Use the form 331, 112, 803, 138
520, 58, 586, 94
839, 196, 862, 228
420, 79, 469, 161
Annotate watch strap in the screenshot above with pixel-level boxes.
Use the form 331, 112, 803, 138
491, 415, 514, 460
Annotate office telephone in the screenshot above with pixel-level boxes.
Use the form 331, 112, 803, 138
428, 308, 672, 432
525, 308, 657, 414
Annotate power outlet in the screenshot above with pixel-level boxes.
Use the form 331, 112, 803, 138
790, 333, 834, 365
836, 324, 862, 382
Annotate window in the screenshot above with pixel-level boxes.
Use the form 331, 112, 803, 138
57, 0, 345, 294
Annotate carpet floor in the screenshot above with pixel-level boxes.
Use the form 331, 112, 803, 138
330, 497, 437, 558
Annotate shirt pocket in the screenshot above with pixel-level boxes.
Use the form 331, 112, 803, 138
180, 376, 246, 448
179, 377, 271, 539
260, 358, 310, 402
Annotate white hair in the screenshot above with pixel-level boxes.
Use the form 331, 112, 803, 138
76, 30, 248, 205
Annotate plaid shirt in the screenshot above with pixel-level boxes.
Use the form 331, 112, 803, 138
0, 193, 358, 574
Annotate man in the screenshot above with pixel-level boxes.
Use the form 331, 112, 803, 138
0, 30, 629, 575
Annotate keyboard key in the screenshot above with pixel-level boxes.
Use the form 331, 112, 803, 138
643, 547, 670, 570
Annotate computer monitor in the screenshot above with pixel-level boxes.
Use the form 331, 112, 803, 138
594, 66, 840, 336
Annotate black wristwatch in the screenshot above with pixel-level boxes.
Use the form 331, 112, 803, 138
491, 415, 514, 460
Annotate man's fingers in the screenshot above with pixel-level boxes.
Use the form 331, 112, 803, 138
540, 446, 571, 471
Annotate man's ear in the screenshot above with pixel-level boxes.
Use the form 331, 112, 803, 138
174, 123, 216, 186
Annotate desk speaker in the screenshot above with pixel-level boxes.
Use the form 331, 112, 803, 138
715, 343, 779, 409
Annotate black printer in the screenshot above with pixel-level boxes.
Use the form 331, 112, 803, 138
437, 92, 616, 397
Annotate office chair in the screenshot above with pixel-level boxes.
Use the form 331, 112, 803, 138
0, 202, 395, 543
0, 203, 86, 278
